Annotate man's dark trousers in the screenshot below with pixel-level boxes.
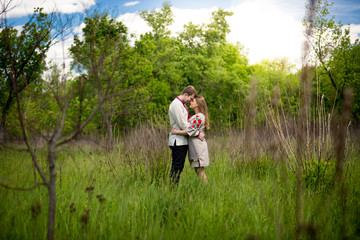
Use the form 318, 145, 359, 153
169, 141, 188, 184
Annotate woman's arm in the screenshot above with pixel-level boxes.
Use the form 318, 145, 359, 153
172, 128, 204, 139
171, 129, 188, 136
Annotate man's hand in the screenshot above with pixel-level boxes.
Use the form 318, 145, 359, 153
198, 132, 205, 141
171, 128, 177, 135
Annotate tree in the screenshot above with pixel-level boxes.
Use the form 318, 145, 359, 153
252, 58, 299, 116
327, 40, 360, 120
133, 2, 184, 115
203, 9, 233, 56
0, 8, 53, 144
178, 9, 250, 128
305, 0, 360, 121
140, 1, 174, 41
2, 42, 119, 240
70, 13, 134, 150
0, 6, 111, 240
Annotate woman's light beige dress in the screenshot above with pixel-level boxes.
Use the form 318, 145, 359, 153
186, 113, 209, 167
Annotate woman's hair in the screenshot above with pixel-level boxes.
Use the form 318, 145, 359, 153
182, 85, 198, 97
195, 96, 210, 130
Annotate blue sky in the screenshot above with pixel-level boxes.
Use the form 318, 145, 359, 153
3, 0, 360, 68
92, 0, 360, 24
8, 0, 359, 24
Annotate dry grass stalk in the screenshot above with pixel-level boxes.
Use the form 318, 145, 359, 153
123, 124, 170, 182
244, 78, 258, 160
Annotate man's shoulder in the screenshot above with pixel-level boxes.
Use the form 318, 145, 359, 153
169, 98, 181, 108
170, 98, 177, 104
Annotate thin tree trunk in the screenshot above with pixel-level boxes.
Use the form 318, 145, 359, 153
47, 141, 57, 240
99, 102, 114, 151
106, 122, 113, 151
0, 125, 4, 144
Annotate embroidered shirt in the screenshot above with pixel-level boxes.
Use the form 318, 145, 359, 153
168, 97, 191, 146
176, 96, 191, 120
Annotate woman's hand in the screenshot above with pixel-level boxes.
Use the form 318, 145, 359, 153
198, 132, 205, 141
171, 128, 178, 135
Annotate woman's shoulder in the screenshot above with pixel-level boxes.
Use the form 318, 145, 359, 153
194, 113, 205, 119
190, 113, 205, 124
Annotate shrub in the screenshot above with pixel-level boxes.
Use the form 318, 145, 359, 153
303, 159, 335, 193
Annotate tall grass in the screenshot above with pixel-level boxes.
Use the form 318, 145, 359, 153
1, 123, 360, 239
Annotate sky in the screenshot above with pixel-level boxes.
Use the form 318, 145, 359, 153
2, 0, 360, 70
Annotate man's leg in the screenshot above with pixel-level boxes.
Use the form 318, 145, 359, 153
169, 144, 188, 184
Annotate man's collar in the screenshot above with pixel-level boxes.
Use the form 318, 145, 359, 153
176, 96, 186, 105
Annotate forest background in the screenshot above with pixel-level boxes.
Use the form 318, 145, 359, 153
1, 0, 360, 141
1, 0, 360, 239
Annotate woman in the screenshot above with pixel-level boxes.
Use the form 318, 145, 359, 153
171, 96, 210, 185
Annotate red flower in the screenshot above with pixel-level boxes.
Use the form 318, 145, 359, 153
191, 125, 195, 128
197, 124, 199, 128
196, 115, 199, 118
193, 120, 196, 123
198, 119, 202, 124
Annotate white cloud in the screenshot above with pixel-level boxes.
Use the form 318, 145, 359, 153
349, 24, 360, 43
123, 1, 140, 7
116, 7, 214, 41
116, 12, 151, 39
13, 25, 23, 33
226, 0, 305, 66
46, 35, 75, 73
4, 0, 95, 18
73, 22, 86, 35
170, 7, 214, 35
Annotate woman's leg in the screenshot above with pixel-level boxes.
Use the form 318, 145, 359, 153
195, 167, 208, 185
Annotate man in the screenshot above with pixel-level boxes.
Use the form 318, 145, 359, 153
168, 85, 205, 184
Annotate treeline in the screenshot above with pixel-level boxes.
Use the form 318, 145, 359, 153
1, 1, 359, 143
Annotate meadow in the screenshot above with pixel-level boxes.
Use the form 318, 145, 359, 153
1, 126, 360, 240
1, 0, 360, 239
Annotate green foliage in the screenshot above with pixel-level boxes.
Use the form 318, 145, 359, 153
0, 8, 52, 140
70, 13, 130, 81
177, 11, 251, 127
69, 12, 142, 132
252, 58, 299, 119
140, 1, 174, 39
306, 0, 360, 122
303, 159, 336, 193
133, 3, 186, 121
1, 2, 308, 138
6, 0, 360, 140
203, 9, 233, 54
328, 41, 360, 120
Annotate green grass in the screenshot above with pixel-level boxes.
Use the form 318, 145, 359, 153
0, 143, 360, 240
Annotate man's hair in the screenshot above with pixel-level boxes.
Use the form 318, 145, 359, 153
181, 85, 198, 97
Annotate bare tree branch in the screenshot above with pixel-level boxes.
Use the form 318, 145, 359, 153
2, 145, 29, 151
0, 181, 46, 191
12, 73, 49, 186
0, 0, 16, 19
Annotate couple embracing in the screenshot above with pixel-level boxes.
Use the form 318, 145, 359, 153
168, 86, 209, 185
